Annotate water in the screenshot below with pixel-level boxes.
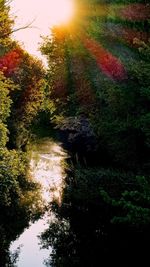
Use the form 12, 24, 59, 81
10, 138, 67, 267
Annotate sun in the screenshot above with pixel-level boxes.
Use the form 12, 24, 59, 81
49, 0, 75, 26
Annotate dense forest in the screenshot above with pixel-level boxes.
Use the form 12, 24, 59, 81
0, 0, 150, 266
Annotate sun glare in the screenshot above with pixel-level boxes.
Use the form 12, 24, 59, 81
49, 0, 75, 25
10, 0, 75, 59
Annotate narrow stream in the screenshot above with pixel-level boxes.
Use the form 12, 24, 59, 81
10, 138, 67, 267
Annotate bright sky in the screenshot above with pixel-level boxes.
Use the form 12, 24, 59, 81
10, 0, 75, 62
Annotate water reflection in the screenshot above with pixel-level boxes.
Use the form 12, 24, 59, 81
30, 140, 67, 204
10, 139, 67, 267
10, 217, 50, 267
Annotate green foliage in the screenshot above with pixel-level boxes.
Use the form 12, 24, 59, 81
0, 122, 8, 147
40, 27, 79, 117
40, 165, 150, 267
100, 175, 150, 228
0, 0, 150, 265
0, 0, 13, 50
40, 6, 150, 266
6, 51, 46, 148
0, 148, 27, 207
0, 71, 14, 122
0, 147, 44, 266
0, 71, 15, 147
40, 0, 150, 170
0, 3, 46, 265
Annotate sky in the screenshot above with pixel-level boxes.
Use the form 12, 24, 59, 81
10, 0, 74, 62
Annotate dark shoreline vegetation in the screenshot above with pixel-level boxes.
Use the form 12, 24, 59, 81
0, 0, 150, 266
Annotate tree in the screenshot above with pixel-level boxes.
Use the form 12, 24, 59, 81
0, 0, 13, 50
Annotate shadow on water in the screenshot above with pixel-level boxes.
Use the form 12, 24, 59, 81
39, 165, 150, 267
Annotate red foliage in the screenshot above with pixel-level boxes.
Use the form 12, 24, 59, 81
83, 38, 127, 81
0, 48, 23, 77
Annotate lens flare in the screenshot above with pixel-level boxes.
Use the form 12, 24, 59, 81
49, 0, 75, 25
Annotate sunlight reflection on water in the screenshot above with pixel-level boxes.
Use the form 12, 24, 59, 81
10, 139, 68, 267
30, 140, 67, 204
